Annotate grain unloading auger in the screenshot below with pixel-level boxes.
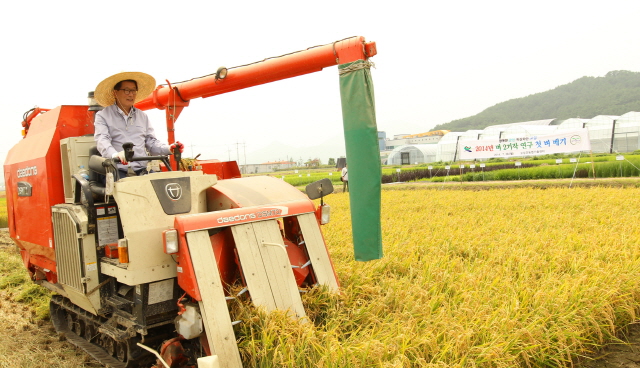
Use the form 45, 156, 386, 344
3, 37, 381, 367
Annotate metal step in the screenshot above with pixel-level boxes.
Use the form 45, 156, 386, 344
106, 294, 134, 309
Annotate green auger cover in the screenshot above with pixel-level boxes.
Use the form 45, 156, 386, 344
338, 60, 383, 261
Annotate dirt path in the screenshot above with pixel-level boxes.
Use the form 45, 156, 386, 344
0, 291, 100, 368
578, 324, 640, 368
0, 231, 100, 367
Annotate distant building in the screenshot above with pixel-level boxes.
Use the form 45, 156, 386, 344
377, 131, 386, 151
387, 144, 437, 165
241, 160, 296, 174
383, 130, 449, 150
378, 130, 449, 164
380, 113, 640, 165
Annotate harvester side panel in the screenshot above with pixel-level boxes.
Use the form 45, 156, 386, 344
52, 210, 83, 290
52, 204, 101, 314
296, 213, 339, 291
232, 220, 306, 318
187, 230, 243, 368
197, 160, 242, 180
4, 106, 93, 275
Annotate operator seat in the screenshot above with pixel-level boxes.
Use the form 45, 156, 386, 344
87, 145, 108, 196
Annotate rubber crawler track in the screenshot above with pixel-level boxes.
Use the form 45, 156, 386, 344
50, 295, 149, 368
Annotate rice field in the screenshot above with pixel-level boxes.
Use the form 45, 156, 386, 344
2, 185, 640, 367
234, 186, 640, 367
0, 194, 7, 228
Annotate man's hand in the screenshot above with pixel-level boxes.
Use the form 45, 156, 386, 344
170, 141, 185, 153
112, 151, 128, 165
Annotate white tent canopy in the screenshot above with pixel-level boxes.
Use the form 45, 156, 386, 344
387, 144, 438, 165
440, 115, 640, 162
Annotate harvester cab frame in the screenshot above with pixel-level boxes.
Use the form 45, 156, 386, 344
4, 36, 380, 368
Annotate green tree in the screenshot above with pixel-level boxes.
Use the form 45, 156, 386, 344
305, 158, 321, 167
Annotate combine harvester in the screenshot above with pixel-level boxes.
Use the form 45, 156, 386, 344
3, 37, 381, 367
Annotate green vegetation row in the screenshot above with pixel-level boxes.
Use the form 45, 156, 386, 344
267, 171, 344, 188
428, 161, 636, 182
273, 153, 640, 187
383, 153, 640, 183
388, 161, 640, 183
0, 197, 6, 228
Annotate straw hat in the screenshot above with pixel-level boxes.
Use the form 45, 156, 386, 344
94, 71, 156, 107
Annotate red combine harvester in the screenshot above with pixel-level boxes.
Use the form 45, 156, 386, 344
3, 37, 377, 368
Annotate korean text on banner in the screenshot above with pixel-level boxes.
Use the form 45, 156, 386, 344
457, 129, 591, 160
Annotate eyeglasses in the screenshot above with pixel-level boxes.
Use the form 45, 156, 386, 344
117, 89, 138, 95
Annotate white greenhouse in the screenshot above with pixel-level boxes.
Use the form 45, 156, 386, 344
390, 113, 640, 164
386, 144, 438, 165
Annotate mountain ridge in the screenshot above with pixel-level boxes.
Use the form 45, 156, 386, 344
433, 70, 640, 132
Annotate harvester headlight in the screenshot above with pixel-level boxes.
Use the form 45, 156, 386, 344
215, 66, 228, 80
163, 229, 179, 254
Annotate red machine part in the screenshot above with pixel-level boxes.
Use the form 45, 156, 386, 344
174, 214, 315, 301
175, 200, 315, 233
284, 237, 311, 286
155, 336, 188, 368
104, 243, 119, 258
5, 105, 244, 285
173, 176, 325, 300
5, 106, 95, 279
135, 36, 376, 144
174, 228, 238, 301
288, 208, 340, 289
21, 107, 50, 137
9, 35, 355, 313
6, 36, 365, 368
198, 160, 241, 179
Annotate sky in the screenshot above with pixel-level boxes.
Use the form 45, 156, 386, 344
2, 0, 640, 177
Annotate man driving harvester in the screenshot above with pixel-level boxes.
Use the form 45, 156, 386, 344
93, 71, 183, 179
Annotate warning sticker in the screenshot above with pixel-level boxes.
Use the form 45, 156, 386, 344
97, 216, 118, 246
96, 207, 106, 216
86, 262, 97, 273
148, 279, 174, 305
107, 206, 117, 215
